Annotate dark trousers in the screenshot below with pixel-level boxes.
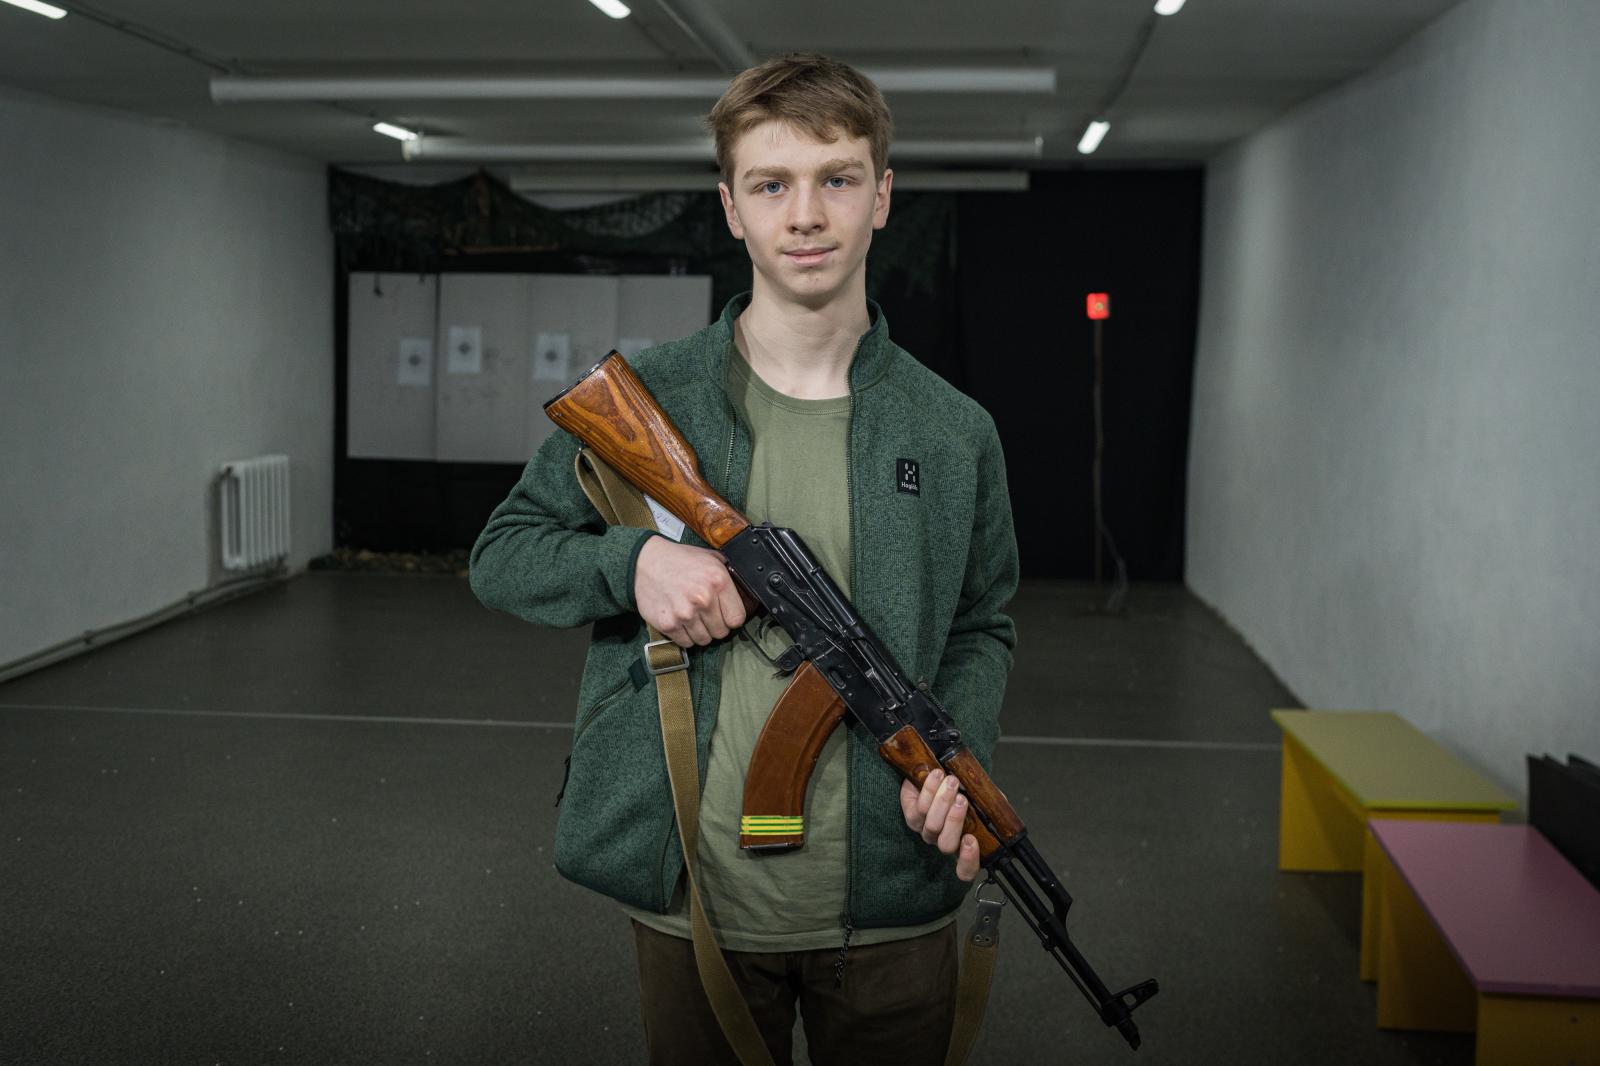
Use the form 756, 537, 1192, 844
631, 920, 958, 1066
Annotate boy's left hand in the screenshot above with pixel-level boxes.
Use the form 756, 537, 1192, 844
900, 769, 981, 882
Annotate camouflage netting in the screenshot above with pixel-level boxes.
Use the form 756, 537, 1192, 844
328, 168, 953, 311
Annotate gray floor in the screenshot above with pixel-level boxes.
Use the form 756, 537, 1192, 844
0, 574, 1474, 1065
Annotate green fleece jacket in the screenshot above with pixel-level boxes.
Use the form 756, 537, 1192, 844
469, 293, 1019, 929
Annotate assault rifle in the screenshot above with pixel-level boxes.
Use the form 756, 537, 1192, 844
545, 352, 1159, 1050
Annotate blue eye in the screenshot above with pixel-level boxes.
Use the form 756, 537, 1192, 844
761, 181, 783, 195
825, 176, 850, 189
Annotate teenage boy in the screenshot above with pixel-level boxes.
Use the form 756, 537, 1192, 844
470, 53, 1018, 1064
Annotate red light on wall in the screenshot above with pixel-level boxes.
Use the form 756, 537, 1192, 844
1086, 293, 1111, 320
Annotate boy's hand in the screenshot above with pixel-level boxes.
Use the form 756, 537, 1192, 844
633, 536, 747, 648
900, 769, 981, 882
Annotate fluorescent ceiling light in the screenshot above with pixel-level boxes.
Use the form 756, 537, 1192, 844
1, 0, 68, 19
373, 122, 419, 142
587, 0, 631, 17
209, 68, 1055, 103
403, 137, 1044, 163
215, 77, 729, 102
1154, 0, 1187, 14
407, 140, 713, 163
1077, 120, 1110, 155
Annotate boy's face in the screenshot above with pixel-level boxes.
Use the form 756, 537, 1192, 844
718, 120, 892, 311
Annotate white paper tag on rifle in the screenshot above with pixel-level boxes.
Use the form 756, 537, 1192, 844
644, 494, 686, 542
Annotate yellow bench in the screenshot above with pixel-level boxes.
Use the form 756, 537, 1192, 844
1270, 710, 1518, 979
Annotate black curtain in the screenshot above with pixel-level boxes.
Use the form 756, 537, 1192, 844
943, 171, 1204, 581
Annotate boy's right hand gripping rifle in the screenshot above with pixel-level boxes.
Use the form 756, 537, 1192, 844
545, 353, 1159, 1051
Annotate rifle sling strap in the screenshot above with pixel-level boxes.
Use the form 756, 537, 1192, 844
573, 448, 997, 1066
575, 449, 777, 1066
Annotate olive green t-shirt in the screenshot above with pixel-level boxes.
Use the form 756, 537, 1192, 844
625, 349, 953, 951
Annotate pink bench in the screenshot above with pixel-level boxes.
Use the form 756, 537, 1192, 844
1369, 820, 1600, 1065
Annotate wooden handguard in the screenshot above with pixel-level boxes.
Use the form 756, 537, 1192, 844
878, 725, 1025, 861
544, 352, 749, 550
739, 662, 850, 850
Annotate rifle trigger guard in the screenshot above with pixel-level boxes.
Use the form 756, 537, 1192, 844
740, 618, 804, 677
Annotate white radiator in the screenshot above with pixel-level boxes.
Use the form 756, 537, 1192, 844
219, 454, 291, 571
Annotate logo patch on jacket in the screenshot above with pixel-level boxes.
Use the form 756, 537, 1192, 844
896, 458, 921, 496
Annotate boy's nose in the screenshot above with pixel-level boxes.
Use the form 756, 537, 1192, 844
787, 186, 825, 232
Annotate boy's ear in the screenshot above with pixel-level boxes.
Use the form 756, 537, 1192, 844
872, 167, 894, 231
718, 182, 746, 240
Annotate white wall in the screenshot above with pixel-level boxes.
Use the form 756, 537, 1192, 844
1188, 0, 1600, 794
0, 88, 333, 668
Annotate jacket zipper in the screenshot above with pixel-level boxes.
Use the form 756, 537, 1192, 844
839, 331, 865, 976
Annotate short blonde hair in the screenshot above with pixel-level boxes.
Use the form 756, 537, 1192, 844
708, 54, 894, 185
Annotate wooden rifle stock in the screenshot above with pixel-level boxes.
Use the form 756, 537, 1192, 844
544, 353, 749, 549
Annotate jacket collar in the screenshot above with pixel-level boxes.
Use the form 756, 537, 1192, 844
708, 291, 893, 394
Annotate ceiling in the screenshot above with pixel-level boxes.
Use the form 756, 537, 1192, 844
1, 0, 1464, 177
